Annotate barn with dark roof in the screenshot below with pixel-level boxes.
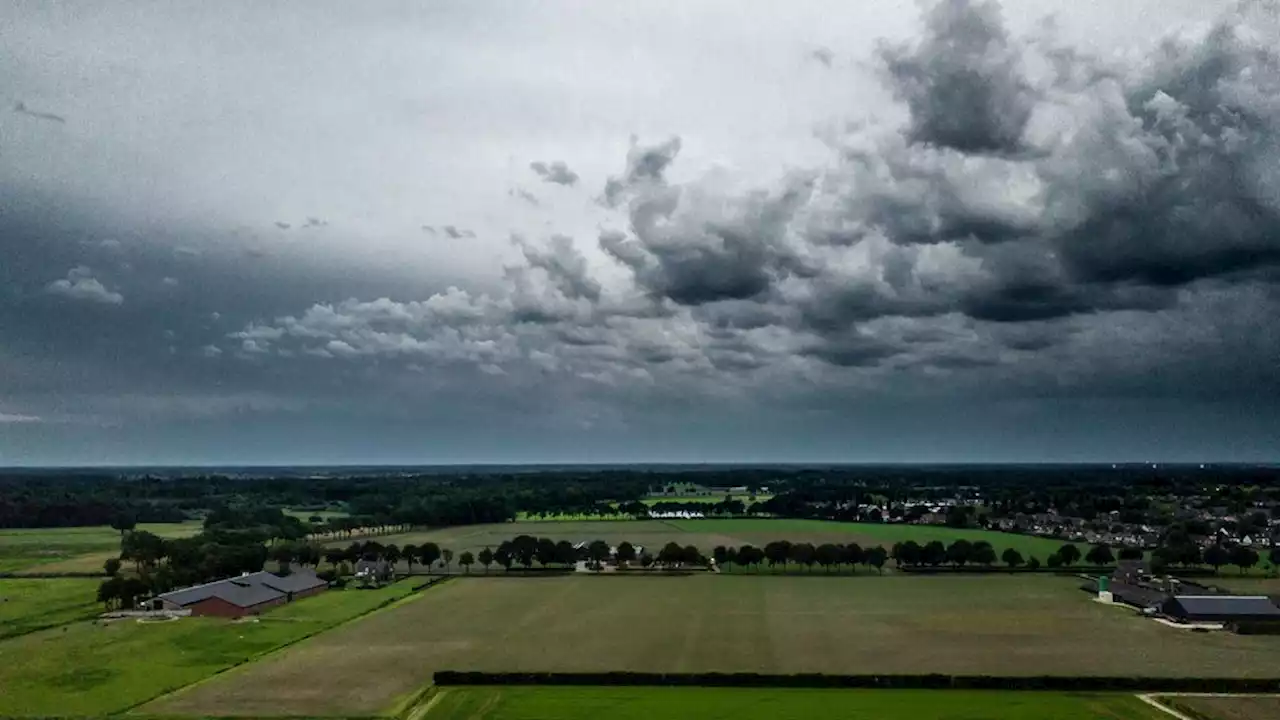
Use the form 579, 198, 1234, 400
154, 570, 327, 618
1160, 595, 1280, 623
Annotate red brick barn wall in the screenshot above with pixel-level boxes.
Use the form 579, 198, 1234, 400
187, 596, 251, 618
289, 585, 327, 601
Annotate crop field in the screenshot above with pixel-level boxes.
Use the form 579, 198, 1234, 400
1164, 695, 1280, 720
0, 522, 203, 574
148, 574, 1280, 717
0, 579, 419, 717
419, 687, 1168, 720
0, 578, 100, 640
1200, 577, 1280, 595
347, 518, 1068, 568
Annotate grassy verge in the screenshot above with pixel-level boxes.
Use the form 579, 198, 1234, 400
0, 580, 419, 717
0, 578, 101, 640
419, 687, 1170, 720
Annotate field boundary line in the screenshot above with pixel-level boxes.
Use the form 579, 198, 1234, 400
116, 580, 447, 716
1137, 694, 1196, 720
402, 688, 445, 720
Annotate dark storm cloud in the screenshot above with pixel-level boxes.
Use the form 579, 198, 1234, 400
879, 0, 1035, 155
275, 221, 291, 230
529, 160, 579, 186
7, 0, 1280, 464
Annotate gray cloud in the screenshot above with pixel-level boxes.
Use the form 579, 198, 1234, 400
529, 160, 579, 186
879, 0, 1036, 155
509, 187, 540, 206
442, 225, 476, 239
810, 47, 835, 67
45, 266, 124, 305
13, 101, 65, 124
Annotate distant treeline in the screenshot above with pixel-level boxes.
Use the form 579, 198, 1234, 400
3, 464, 1279, 531
434, 671, 1280, 692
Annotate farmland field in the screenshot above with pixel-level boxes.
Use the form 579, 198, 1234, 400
0, 579, 419, 717
419, 687, 1168, 720
1165, 695, 1280, 720
346, 518, 1068, 568
148, 574, 1280, 717
1200, 577, 1280, 595
0, 522, 203, 574
0, 578, 100, 640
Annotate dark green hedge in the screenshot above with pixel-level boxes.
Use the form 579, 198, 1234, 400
433, 671, 1280, 692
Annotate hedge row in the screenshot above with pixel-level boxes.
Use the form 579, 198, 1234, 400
433, 671, 1280, 692
896, 565, 1116, 575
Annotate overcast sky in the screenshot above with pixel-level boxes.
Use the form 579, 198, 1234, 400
2, 0, 1278, 465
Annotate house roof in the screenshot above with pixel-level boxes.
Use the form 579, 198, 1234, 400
1169, 595, 1280, 618
1109, 582, 1168, 608
156, 570, 314, 609
261, 571, 327, 594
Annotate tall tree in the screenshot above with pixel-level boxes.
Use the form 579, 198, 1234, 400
324, 548, 344, 568
442, 548, 454, 573
1118, 546, 1144, 561
588, 540, 611, 569
1203, 544, 1230, 573
764, 541, 792, 573
658, 542, 684, 567
971, 541, 996, 567
459, 551, 475, 573
865, 546, 888, 574
737, 544, 762, 572
420, 543, 442, 572
402, 544, 419, 574
815, 543, 841, 572
681, 544, 702, 567
1085, 544, 1115, 566
536, 538, 557, 567
103, 557, 122, 576
922, 540, 946, 567
478, 547, 494, 573
790, 542, 816, 572
946, 539, 973, 568
110, 512, 137, 538
1230, 546, 1259, 575
1001, 548, 1024, 569
616, 541, 637, 566
1057, 543, 1082, 567
554, 540, 577, 566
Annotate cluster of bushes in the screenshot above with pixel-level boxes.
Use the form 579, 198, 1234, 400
434, 671, 1280, 692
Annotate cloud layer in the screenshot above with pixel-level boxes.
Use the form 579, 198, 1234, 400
228, 0, 1280, 407
3, 0, 1277, 463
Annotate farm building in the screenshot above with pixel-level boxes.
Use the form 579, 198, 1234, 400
153, 570, 327, 618
1159, 596, 1280, 624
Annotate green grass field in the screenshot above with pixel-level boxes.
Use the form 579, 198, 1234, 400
668, 518, 1068, 562
351, 518, 1069, 570
420, 687, 1168, 720
0, 578, 100, 640
0, 579, 419, 717
149, 574, 1280, 717
0, 522, 203, 574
